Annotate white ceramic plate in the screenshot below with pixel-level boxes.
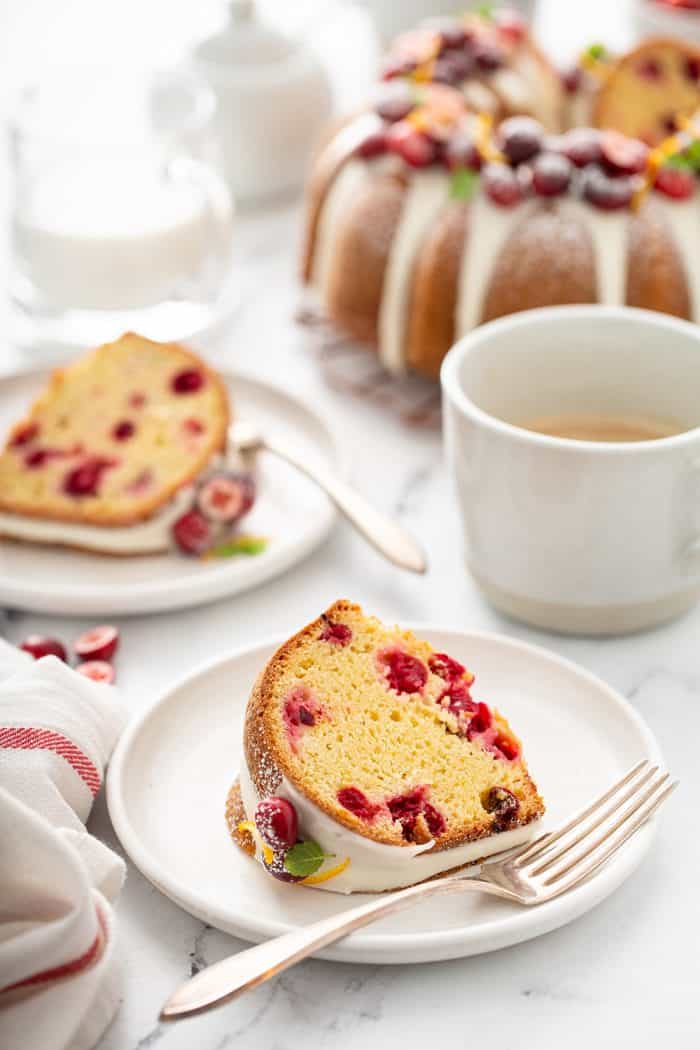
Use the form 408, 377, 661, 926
107, 628, 662, 965
0, 370, 339, 615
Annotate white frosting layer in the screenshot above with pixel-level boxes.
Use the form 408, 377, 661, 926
378, 170, 450, 374
312, 159, 374, 302
0, 485, 193, 554
656, 196, 700, 322
562, 199, 629, 306
239, 754, 541, 895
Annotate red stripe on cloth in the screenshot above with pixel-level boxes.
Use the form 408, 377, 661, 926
0, 726, 101, 797
0, 903, 107, 994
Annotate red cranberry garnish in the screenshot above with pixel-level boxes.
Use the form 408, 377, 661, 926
172, 509, 212, 555
444, 131, 482, 171
10, 422, 39, 447
20, 635, 67, 662
172, 369, 204, 394
196, 472, 255, 524
76, 660, 115, 684
532, 152, 573, 197
473, 40, 505, 71
483, 163, 525, 207
63, 457, 116, 497
581, 165, 635, 210
483, 785, 520, 828
337, 786, 382, 822
496, 9, 526, 42
377, 647, 428, 695
600, 130, 649, 175
355, 129, 387, 159
255, 797, 298, 851
428, 652, 467, 682
74, 624, 119, 663
386, 123, 439, 168
319, 621, 352, 646
374, 82, 415, 123
655, 166, 696, 199
561, 127, 602, 167
636, 57, 664, 80
128, 392, 147, 409
183, 418, 204, 435
498, 116, 544, 164
466, 701, 493, 738
112, 420, 135, 442
686, 55, 700, 82
560, 65, 582, 93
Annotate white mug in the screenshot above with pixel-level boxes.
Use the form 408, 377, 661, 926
441, 306, 700, 635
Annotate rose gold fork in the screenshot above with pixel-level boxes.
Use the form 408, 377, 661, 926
161, 760, 676, 1021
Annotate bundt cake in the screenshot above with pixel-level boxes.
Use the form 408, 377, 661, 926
0, 332, 241, 554
228, 600, 544, 893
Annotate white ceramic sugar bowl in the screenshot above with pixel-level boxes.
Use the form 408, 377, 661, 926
192, 0, 333, 204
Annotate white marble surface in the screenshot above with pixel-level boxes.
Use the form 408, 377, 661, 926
0, 0, 697, 1047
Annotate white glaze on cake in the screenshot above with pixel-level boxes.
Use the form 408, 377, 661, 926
562, 198, 629, 305
655, 196, 700, 321
312, 159, 375, 302
378, 170, 451, 373
239, 754, 540, 894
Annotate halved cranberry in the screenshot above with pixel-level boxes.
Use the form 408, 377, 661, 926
466, 701, 493, 738
377, 647, 428, 694
386, 786, 427, 840
20, 635, 67, 661
655, 166, 696, 199
483, 785, 520, 828
496, 10, 526, 42
561, 127, 602, 167
63, 457, 116, 497
112, 420, 135, 442
172, 369, 204, 394
581, 165, 635, 210
76, 660, 115, 684
355, 129, 387, 159
490, 733, 520, 761
498, 116, 544, 164
255, 797, 298, 851
374, 82, 415, 123
10, 422, 39, 447
428, 652, 467, 681
196, 473, 255, 524
319, 621, 352, 646
636, 57, 663, 80
439, 681, 477, 717
423, 801, 446, 836
386, 123, 439, 168
337, 786, 382, 822
483, 163, 524, 207
172, 509, 212, 555
532, 152, 572, 196
74, 624, 119, 662
444, 131, 482, 172
600, 131, 649, 175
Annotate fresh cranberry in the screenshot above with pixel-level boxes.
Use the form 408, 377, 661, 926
337, 786, 382, 822
196, 472, 255, 524
686, 55, 700, 81
63, 457, 116, 497
377, 647, 428, 694
423, 801, 446, 836
483, 163, 525, 207
74, 624, 119, 662
432, 56, 463, 86
483, 785, 520, 828
386, 123, 439, 168
10, 422, 39, 447
600, 130, 649, 174
496, 10, 526, 42
375, 82, 415, 123
183, 418, 204, 435
466, 701, 493, 737
255, 797, 298, 851
560, 65, 582, 93
532, 152, 573, 196
319, 621, 352, 646
262, 850, 303, 883
473, 40, 505, 71
20, 635, 67, 662
76, 660, 115, 684
444, 131, 482, 171
428, 652, 467, 681
581, 165, 635, 210
439, 681, 478, 717
112, 420, 135, 442
128, 392, 147, 409
25, 448, 50, 468
655, 165, 696, 199
172, 509, 212, 555
172, 369, 204, 394
424, 17, 467, 50
561, 127, 602, 167
636, 57, 664, 80
498, 116, 544, 164
490, 733, 520, 761
355, 129, 387, 159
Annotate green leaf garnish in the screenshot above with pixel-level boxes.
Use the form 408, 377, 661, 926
450, 168, 480, 201
208, 535, 268, 559
665, 152, 693, 171
586, 42, 607, 62
473, 2, 495, 19
284, 840, 333, 878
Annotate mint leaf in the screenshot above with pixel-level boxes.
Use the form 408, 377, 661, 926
665, 152, 693, 171
450, 168, 480, 201
209, 535, 268, 559
284, 840, 333, 878
685, 140, 700, 170
474, 2, 495, 19
586, 42, 607, 61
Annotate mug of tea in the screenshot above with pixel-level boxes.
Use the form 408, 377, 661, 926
441, 306, 700, 635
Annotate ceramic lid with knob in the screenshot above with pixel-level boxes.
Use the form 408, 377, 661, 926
192, 0, 333, 203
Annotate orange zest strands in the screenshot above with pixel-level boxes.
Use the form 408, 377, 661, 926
301, 857, 351, 886
237, 820, 256, 835
474, 113, 506, 164
633, 114, 700, 210
237, 819, 273, 864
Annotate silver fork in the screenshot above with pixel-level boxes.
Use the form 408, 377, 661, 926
161, 760, 676, 1020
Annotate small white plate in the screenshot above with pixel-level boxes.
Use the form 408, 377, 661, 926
107, 628, 662, 965
0, 370, 339, 615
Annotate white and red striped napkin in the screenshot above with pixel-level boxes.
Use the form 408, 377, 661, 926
0, 638, 127, 1050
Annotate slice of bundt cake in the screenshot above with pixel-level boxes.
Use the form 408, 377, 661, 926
0, 333, 229, 542
230, 601, 544, 893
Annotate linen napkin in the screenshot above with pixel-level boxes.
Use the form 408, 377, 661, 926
0, 638, 127, 1050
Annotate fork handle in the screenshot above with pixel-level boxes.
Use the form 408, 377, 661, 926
260, 436, 427, 575
161, 873, 475, 1020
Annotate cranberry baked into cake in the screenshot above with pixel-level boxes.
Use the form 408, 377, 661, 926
229, 601, 544, 892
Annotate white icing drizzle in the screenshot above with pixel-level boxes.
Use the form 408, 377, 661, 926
655, 195, 700, 322
311, 159, 374, 302
562, 199, 629, 306
456, 196, 538, 336
378, 170, 450, 374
